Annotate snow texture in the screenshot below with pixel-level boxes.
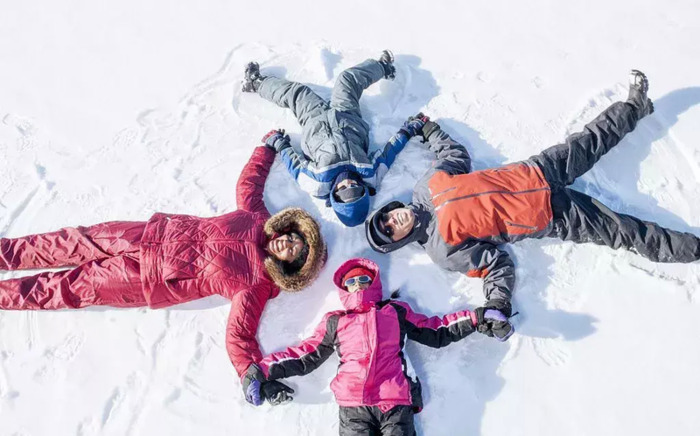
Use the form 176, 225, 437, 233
1, 1, 700, 435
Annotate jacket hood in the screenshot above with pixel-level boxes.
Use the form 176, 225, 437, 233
330, 188, 371, 227
328, 172, 371, 227
264, 207, 327, 292
365, 201, 428, 254
333, 258, 383, 311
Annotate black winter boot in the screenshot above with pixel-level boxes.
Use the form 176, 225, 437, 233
242, 62, 265, 93
627, 69, 654, 118
378, 50, 396, 80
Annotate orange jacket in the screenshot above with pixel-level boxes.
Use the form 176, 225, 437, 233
428, 162, 552, 246
368, 128, 554, 308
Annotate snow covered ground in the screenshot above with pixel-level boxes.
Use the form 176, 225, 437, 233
1, 1, 700, 435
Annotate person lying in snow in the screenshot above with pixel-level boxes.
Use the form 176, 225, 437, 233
0, 138, 327, 392
364, 70, 700, 334
242, 51, 423, 227
242, 258, 510, 436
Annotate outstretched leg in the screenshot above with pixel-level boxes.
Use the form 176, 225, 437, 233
0, 221, 145, 271
257, 77, 329, 127
549, 188, 700, 263
0, 254, 145, 310
330, 58, 388, 114
378, 406, 416, 436
339, 406, 379, 436
530, 71, 654, 190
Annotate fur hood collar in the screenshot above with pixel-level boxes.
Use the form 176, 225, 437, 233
263, 208, 327, 292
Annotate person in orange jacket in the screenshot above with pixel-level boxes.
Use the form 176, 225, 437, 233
366, 71, 699, 339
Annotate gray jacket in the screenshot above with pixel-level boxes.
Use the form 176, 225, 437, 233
258, 60, 409, 199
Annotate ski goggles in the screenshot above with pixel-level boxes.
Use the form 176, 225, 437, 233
343, 275, 373, 287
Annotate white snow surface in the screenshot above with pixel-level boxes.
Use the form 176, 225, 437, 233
1, 1, 700, 435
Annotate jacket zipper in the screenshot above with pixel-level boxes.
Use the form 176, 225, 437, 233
504, 220, 539, 230
430, 186, 457, 200
361, 308, 376, 405
434, 187, 550, 212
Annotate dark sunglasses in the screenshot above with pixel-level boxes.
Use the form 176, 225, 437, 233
344, 275, 373, 287
378, 213, 394, 238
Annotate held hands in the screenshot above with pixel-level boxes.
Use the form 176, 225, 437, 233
261, 380, 295, 406
401, 113, 430, 137
262, 129, 291, 152
242, 364, 295, 406
474, 302, 515, 342
242, 364, 266, 406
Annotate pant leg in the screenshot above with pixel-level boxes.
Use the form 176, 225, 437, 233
0, 221, 145, 271
530, 101, 641, 190
330, 59, 386, 114
549, 188, 700, 263
339, 406, 380, 436
378, 406, 416, 436
257, 77, 329, 127
0, 254, 146, 310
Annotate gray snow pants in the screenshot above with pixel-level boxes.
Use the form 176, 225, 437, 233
529, 101, 700, 263
257, 59, 384, 123
256, 59, 385, 158
339, 405, 415, 436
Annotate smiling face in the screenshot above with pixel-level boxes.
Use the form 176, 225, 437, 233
267, 233, 305, 263
379, 207, 416, 242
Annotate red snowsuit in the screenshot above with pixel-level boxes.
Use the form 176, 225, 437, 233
0, 147, 283, 376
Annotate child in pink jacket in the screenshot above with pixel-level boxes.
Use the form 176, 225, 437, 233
242, 257, 514, 435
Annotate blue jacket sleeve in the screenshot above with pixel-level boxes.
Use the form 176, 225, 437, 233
370, 129, 412, 185
278, 146, 310, 181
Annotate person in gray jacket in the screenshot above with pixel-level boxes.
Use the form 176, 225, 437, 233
365, 71, 700, 340
242, 51, 419, 227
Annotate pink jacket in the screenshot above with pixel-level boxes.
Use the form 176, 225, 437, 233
259, 258, 477, 412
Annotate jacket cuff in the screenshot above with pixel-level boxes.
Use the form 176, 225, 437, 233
468, 311, 478, 328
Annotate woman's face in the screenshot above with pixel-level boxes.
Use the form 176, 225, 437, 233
267, 233, 304, 262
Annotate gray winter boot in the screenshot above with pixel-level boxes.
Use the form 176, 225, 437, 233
627, 69, 654, 117
378, 50, 396, 80
242, 62, 266, 93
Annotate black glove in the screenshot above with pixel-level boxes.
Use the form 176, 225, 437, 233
261, 380, 295, 406
241, 364, 266, 406
262, 129, 291, 152
400, 113, 429, 137
475, 300, 515, 341
474, 306, 495, 337
490, 319, 514, 342
420, 119, 440, 142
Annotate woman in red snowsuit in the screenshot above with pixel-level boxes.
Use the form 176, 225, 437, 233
0, 141, 327, 397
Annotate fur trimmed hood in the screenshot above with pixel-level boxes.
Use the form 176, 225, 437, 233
263, 208, 327, 292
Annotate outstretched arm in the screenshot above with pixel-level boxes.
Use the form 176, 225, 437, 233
226, 285, 272, 378
261, 129, 312, 184
258, 312, 340, 380
370, 129, 412, 185
424, 122, 472, 176
278, 146, 311, 182
390, 301, 476, 348
370, 114, 430, 186
236, 146, 276, 215
442, 241, 515, 313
